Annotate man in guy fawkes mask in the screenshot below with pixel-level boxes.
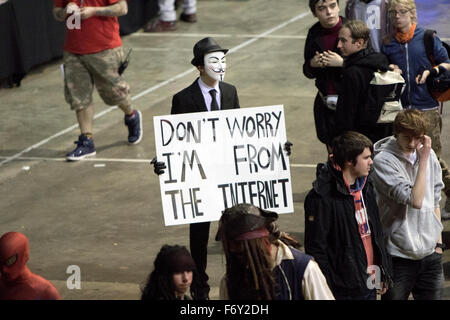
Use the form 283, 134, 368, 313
151, 37, 293, 299
172, 37, 238, 114
151, 37, 240, 300
0, 232, 61, 300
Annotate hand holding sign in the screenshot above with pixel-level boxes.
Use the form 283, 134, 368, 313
151, 157, 166, 175
153, 105, 293, 226
284, 141, 293, 156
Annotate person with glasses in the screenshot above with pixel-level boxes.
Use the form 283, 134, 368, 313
381, 0, 450, 223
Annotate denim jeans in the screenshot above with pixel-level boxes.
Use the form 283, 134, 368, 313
382, 252, 444, 300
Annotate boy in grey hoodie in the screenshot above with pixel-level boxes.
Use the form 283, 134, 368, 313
372, 109, 444, 300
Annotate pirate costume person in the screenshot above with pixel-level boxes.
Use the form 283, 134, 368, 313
216, 204, 334, 300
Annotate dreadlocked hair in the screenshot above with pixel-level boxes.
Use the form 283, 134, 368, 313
223, 238, 276, 300
267, 222, 303, 250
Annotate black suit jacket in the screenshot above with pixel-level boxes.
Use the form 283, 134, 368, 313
171, 78, 240, 114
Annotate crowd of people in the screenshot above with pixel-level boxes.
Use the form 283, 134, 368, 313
1, 0, 449, 300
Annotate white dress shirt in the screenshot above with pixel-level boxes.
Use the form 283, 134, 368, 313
198, 77, 221, 111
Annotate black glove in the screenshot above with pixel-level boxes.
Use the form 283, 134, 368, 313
284, 141, 293, 156
150, 157, 166, 175
429, 65, 446, 77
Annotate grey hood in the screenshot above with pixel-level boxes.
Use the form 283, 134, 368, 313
372, 136, 443, 260
373, 136, 413, 164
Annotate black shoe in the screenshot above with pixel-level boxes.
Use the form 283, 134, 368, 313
180, 12, 197, 23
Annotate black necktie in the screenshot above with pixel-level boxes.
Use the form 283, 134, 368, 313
209, 89, 219, 111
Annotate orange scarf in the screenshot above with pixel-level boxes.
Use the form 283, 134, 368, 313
395, 24, 416, 43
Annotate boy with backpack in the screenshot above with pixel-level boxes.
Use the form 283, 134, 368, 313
381, 0, 450, 220
333, 19, 397, 143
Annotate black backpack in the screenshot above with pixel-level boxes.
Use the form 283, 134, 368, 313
366, 69, 405, 124
424, 29, 450, 103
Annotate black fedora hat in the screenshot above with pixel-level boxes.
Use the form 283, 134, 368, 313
215, 203, 278, 241
191, 37, 229, 67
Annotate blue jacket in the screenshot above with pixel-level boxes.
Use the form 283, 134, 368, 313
273, 246, 312, 300
381, 26, 449, 110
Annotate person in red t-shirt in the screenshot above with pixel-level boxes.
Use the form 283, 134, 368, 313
0, 232, 61, 300
53, 0, 143, 161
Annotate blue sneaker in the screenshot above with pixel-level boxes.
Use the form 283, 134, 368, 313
66, 134, 96, 161
124, 110, 143, 144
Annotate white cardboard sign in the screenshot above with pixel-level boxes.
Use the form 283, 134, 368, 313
153, 105, 293, 226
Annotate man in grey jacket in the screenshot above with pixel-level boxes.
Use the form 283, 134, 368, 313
372, 109, 444, 300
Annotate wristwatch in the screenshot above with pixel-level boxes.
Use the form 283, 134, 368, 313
435, 243, 446, 251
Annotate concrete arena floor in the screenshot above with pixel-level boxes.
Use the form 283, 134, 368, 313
1, 0, 450, 300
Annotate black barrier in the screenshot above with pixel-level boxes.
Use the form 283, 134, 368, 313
0, 0, 65, 86
0, 0, 157, 87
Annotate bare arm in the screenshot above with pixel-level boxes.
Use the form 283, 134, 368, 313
410, 136, 431, 209
440, 62, 450, 70
80, 0, 128, 19
53, 7, 66, 21
416, 62, 450, 84
53, 2, 79, 22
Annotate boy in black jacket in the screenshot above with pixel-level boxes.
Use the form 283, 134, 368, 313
334, 19, 393, 143
304, 131, 392, 300
303, 0, 345, 153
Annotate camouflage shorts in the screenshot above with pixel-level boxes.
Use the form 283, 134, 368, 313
421, 108, 442, 157
63, 47, 131, 111
421, 108, 450, 195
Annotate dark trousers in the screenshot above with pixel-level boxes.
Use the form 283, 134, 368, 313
334, 289, 377, 300
382, 252, 444, 300
313, 94, 335, 147
189, 221, 210, 299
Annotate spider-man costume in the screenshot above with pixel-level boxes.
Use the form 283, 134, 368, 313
0, 232, 61, 300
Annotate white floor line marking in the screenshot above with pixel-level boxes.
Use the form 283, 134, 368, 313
290, 164, 317, 168
130, 33, 307, 40
0, 156, 151, 163
0, 155, 317, 167
0, 10, 311, 167
132, 47, 301, 53
133, 48, 192, 52
227, 12, 310, 54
